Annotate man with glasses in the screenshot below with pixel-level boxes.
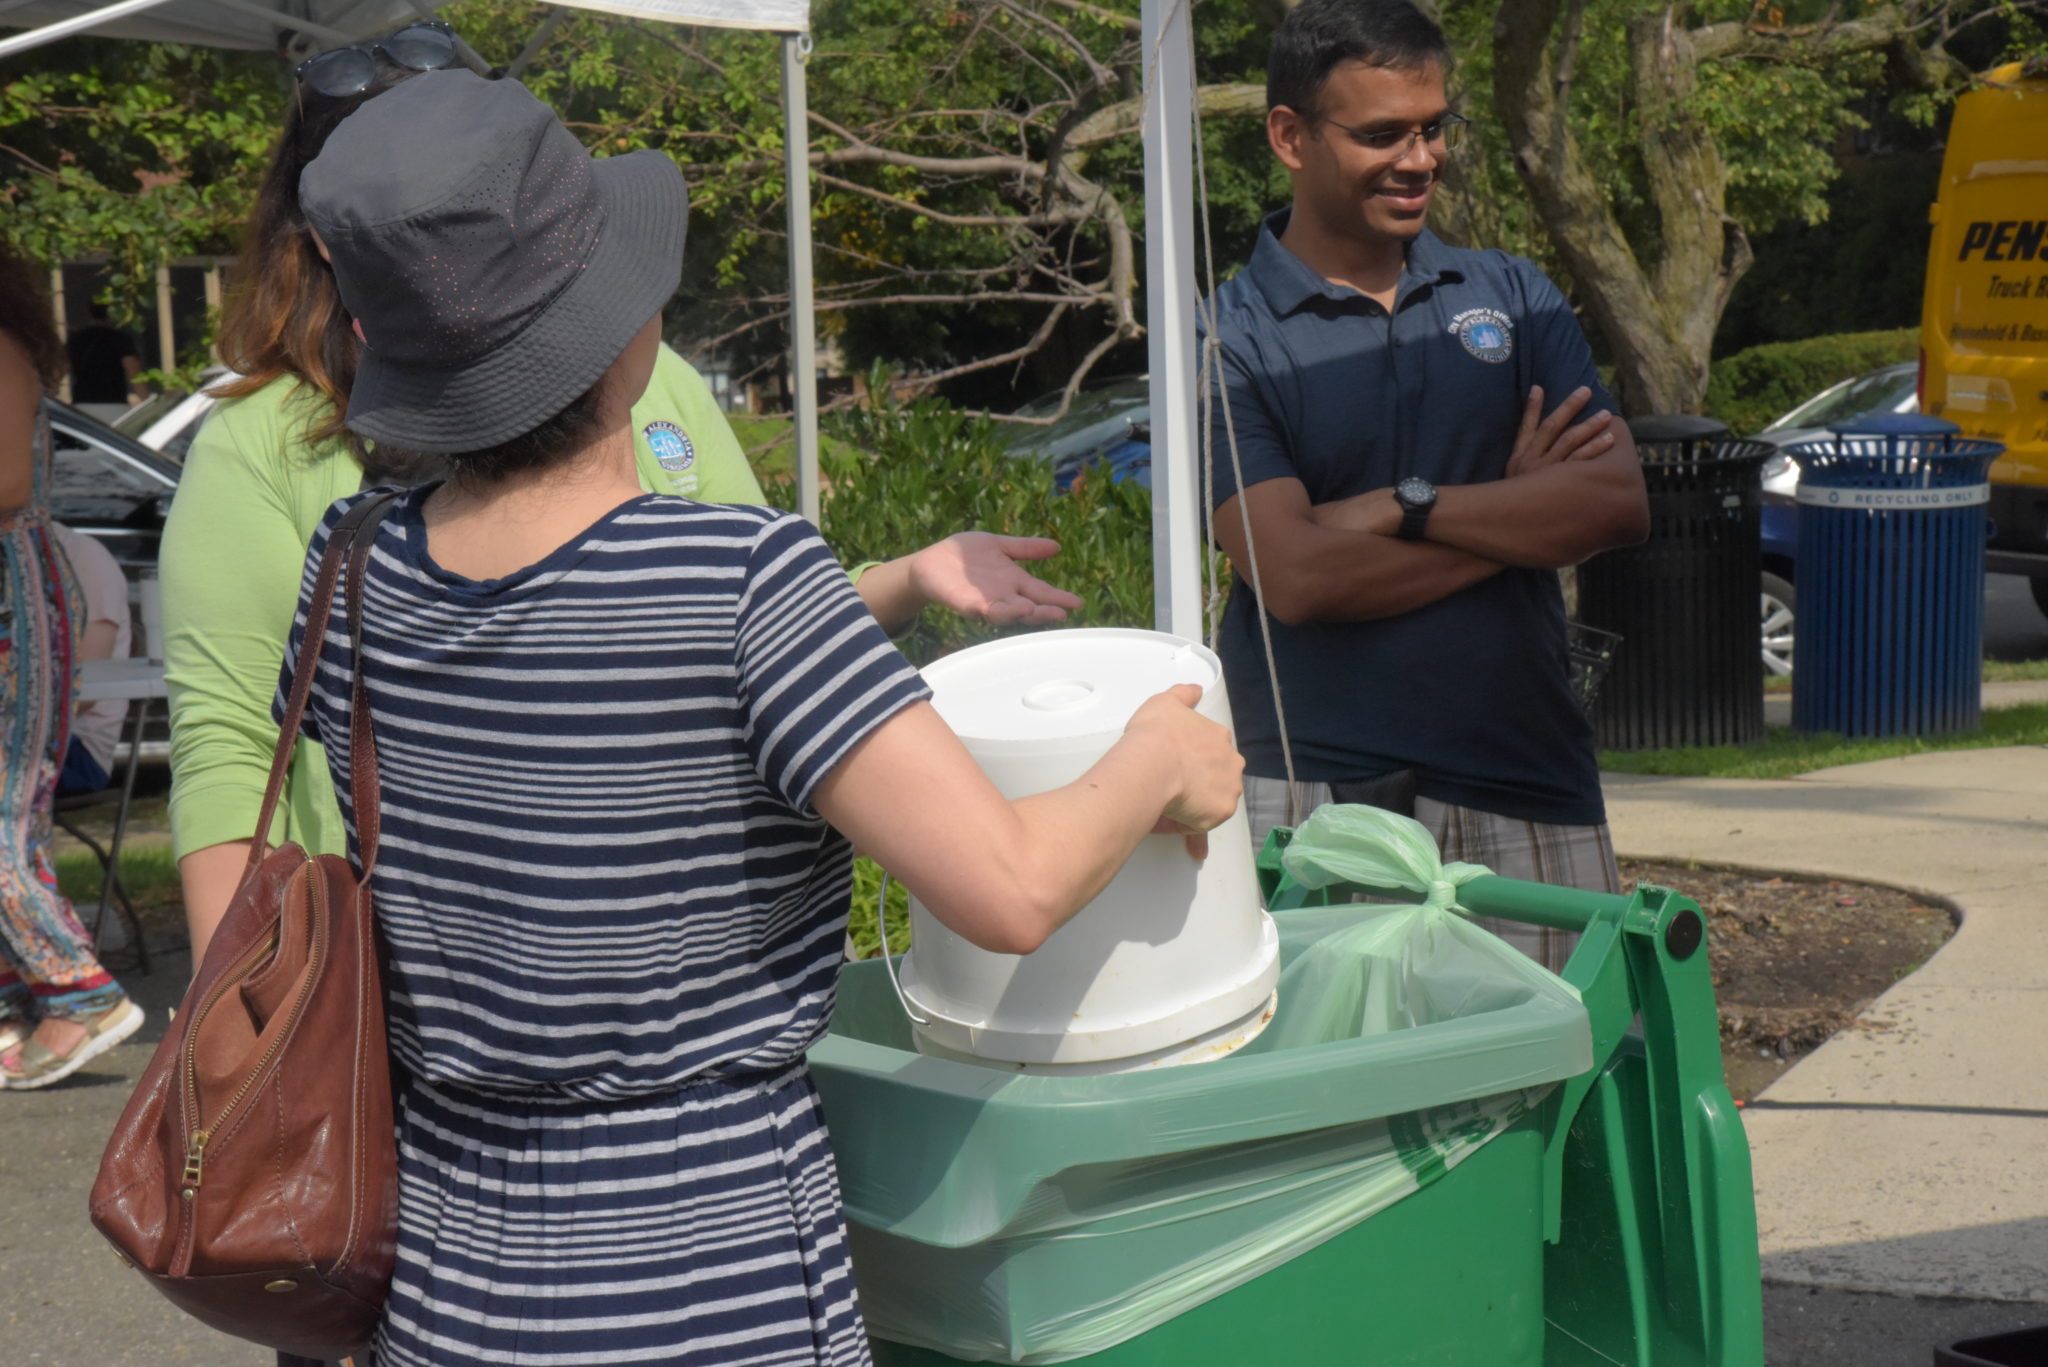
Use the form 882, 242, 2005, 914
1206, 0, 1650, 970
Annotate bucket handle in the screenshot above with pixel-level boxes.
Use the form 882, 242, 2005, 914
874, 870, 929, 1025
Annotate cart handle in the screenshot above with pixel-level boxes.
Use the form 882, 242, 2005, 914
1255, 825, 1631, 931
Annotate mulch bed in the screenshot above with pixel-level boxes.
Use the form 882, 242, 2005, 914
1620, 859, 1956, 1102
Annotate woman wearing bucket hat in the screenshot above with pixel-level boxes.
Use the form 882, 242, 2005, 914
161, 30, 1081, 970
270, 70, 1240, 1366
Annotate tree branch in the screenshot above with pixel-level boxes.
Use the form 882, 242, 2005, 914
1689, 1, 1970, 90
903, 302, 1072, 391
1066, 81, 1265, 147
815, 171, 1082, 228
503, 7, 569, 81
1035, 0, 1141, 34
969, 321, 1123, 422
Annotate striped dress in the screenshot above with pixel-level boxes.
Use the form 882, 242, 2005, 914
280, 489, 929, 1367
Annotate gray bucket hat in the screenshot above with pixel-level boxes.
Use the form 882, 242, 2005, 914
299, 69, 686, 453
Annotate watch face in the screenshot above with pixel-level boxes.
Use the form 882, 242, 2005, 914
1397, 477, 1436, 507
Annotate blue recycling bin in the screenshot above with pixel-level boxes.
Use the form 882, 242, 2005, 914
1787, 414, 2001, 737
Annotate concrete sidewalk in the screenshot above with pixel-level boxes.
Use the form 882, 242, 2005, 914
1762, 677, 2048, 726
1607, 746, 2048, 1353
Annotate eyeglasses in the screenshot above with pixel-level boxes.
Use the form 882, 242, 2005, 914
295, 21, 459, 98
1321, 112, 1469, 158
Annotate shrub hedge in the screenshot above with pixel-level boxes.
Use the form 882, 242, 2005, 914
760, 384, 1184, 958
778, 385, 1173, 667
1704, 328, 1918, 437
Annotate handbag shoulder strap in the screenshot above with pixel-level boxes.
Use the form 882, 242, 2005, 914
345, 506, 391, 878
242, 492, 403, 880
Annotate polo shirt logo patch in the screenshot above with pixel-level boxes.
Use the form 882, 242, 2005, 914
1449, 307, 1514, 364
643, 420, 695, 473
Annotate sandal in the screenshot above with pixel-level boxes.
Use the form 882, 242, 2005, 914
0, 1019, 31, 1070
1, 998, 144, 1091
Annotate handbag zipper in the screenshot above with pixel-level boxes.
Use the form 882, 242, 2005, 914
172, 866, 327, 1268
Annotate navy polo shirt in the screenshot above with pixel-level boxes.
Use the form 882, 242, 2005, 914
1202, 213, 1614, 826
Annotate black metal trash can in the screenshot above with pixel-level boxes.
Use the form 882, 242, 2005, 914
1577, 415, 1775, 751
1787, 414, 2001, 739
1934, 1324, 2048, 1366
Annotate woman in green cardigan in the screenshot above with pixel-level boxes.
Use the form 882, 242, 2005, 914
164, 52, 1081, 964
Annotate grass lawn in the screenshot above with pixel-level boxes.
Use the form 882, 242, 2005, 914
1983, 658, 2048, 683
1600, 700, 2048, 779
55, 841, 182, 920
725, 413, 864, 490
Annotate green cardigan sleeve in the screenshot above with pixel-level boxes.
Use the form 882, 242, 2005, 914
628, 348, 881, 588
161, 380, 357, 860
631, 345, 766, 504
165, 352, 827, 863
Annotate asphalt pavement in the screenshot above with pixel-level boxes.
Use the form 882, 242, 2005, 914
9, 634, 2048, 1365
1982, 574, 2048, 662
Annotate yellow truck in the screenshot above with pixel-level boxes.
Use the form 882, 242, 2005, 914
1920, 57, 2048, 609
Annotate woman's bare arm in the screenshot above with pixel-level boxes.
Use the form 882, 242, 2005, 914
812, 686, 1241, 955
179, 841, 252, 968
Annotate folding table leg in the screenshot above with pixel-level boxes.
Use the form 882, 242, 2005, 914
91, 696, 151, 975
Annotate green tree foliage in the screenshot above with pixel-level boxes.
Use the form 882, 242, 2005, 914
0, 38, 282, 314
1482, 0, 2040, 412
1703, 327, 1918, 435
1716, 150, 1944, 354
6, 1, 2040, 411
809, 371, 1161, 665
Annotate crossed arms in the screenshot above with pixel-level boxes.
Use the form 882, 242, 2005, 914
1212, 387, 1650, 625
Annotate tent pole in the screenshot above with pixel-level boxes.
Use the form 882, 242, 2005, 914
155, 260, 176, 374
0, 0, 181, 59
1140, 0, 1201, 640
50, 266, 70, 405
781, 30, 821, 526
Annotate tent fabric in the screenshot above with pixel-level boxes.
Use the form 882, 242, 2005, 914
547, 0, 805, 31
0, 0, 425, 51
0, 0, 807, 51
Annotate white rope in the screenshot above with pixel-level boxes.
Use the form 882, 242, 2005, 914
1175, 3, 1301, 812
874, 870, 927, 1025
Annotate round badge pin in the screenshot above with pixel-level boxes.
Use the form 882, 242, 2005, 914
644, 420, 696, 473
1449, 307, 1515, 364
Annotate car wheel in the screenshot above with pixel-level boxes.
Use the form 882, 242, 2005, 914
1761, 572, 1796, 678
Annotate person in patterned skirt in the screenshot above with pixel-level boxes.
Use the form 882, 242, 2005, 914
276, 71, 1243, 1367
0, 245, 144, 1090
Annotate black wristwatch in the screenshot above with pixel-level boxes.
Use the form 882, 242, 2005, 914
1394, 476, 1437, 541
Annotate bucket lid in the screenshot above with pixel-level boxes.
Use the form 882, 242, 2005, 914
924, 629, 1218, 743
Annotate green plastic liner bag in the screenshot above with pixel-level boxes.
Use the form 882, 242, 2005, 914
1264, 803, 1584, 1049
813, 804, 1592, 1363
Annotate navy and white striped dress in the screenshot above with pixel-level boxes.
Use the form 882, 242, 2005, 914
280, 488, 930, 1367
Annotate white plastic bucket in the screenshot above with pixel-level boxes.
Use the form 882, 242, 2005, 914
898, 629, 1280, 1071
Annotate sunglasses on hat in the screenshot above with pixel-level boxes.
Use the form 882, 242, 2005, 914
295, 21, 459, 98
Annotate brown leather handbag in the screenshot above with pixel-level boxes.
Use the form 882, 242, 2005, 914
92, 493, 403, 1361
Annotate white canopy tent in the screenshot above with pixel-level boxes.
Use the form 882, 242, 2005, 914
2, 0, 1203, 632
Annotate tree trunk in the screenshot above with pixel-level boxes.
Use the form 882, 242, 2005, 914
1492, 0, 1737, 415
1624, 8, 1752, 411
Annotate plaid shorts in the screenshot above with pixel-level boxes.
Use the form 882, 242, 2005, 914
1244, 777, 1619, 975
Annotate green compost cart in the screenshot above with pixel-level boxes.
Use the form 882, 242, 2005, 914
809, 830, 1763, 1366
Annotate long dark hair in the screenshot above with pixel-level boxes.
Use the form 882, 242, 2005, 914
212, 66, 428, 479
0, 241, 65, 391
